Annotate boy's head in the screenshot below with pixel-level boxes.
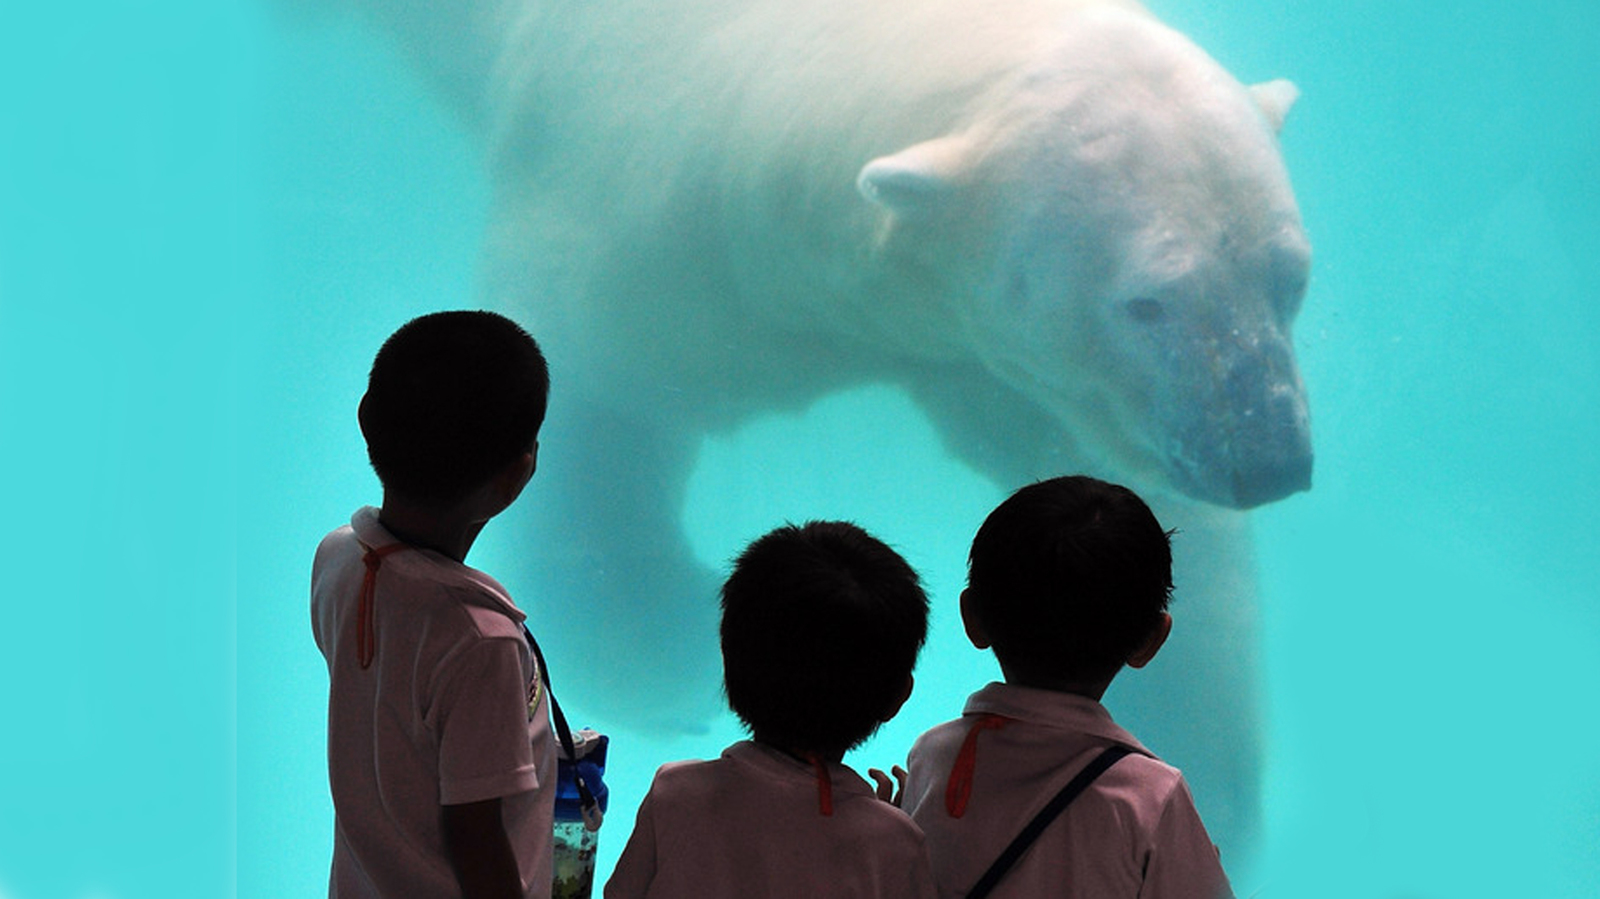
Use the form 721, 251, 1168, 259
359, 311, 549, 508
720, 521, 929, 759
965, 476, 1174, 691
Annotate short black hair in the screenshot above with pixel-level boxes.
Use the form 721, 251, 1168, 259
966, 476, 1173, 685
720, 521, 929, 758
358, 310, 549, 506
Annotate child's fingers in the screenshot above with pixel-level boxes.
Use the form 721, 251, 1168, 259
868, 767, 897, 804
867, 766, 909, 806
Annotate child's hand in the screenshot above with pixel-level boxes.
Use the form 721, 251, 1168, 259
867, 765, 907, 807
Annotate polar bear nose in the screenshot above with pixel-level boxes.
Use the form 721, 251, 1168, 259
1156, 332, 1311, 509
1223, 356, 1313, 507
1168, 391, 1311, 508
1229, 443, 1312, 508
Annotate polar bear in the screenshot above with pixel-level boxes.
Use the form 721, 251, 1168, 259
335, 0, 1310, 858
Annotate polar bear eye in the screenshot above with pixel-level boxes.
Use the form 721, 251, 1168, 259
1125, 297, 1166, 324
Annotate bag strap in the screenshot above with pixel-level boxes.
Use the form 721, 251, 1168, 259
965, 744, 1135, 899
522, 622, 603, 829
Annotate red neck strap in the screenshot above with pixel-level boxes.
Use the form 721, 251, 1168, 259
804, 753, 835, 817
356, 542, 410, 669
946, 713, 1011, 818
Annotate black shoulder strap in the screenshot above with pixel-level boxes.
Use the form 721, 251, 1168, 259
522, 622, 600, 823
966, 745, 1135, 899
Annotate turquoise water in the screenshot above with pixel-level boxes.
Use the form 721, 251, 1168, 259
2, 1, 1597, 897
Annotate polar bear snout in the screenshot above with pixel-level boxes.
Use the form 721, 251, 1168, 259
1169, 411, 1312, 509
1226, 421, 1313, 508
1229, 342, 1313, 506
1159, 339, 1312, 509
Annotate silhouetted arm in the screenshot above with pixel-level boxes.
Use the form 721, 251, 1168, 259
441, 797, 523, 899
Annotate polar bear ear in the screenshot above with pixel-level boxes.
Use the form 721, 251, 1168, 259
857, 136, 970, 217
1250, 79, 1300, 133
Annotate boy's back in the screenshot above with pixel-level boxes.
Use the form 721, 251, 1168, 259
312, 508, 556, 897
904, 682, 1228, 899
607, 741, 933, 899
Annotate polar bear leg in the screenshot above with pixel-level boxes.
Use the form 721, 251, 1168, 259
512, 394, 726, 733
1111, 498, 1264, 866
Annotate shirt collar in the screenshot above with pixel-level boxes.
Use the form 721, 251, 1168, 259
962, 681, 1150, 755
723, 741, 876, 796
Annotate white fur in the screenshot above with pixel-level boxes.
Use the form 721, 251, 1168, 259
347, 0, 1313, 858
470, 0, 1311, 506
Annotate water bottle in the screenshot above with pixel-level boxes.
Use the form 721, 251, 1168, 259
552, 728, 608, 899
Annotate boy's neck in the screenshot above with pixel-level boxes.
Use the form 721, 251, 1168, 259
754, 737, 844, 766
1002, 668, 1115, 702
377, 496, 488, 564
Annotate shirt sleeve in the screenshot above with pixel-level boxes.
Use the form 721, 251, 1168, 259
434, 636, 542, 805
603, 788, 660, 898
906, 834, 939, 899
1141, 776, 1235, 899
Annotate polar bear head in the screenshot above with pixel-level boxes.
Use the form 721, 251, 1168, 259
858, 7, 1312, 509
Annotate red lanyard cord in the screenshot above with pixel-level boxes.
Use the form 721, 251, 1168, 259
804, 752, 835, 817
356, 542, 410, 669
946, 713, 1011, 818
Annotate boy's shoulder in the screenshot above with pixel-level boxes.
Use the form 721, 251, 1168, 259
392, 556, 527, 647
918, 682, 1147, 742
650, 743, 913, 809
648, 741, 770, 791
648, 742, 925, 843
315, 507, 527, 643
909, 682, 1184, 778
639, 744, 766, 818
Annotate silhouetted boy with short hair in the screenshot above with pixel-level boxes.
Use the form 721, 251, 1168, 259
904, 475, 1233, 899
605, 521, 938, 899
312, 310, 557, 899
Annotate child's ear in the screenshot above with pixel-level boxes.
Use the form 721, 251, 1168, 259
1127, 612, 1173, 669
881, 674, 914, 722
512, 446, 537, 485
493, 448, 538, 509
960, 588, 991, 650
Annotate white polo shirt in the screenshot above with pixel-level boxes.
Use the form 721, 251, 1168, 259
605, 741, 938, 899
311, 507, 557, 899
905, 682, 1232, 899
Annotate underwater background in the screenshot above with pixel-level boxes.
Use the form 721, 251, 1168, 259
0, 0, 1596, 897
